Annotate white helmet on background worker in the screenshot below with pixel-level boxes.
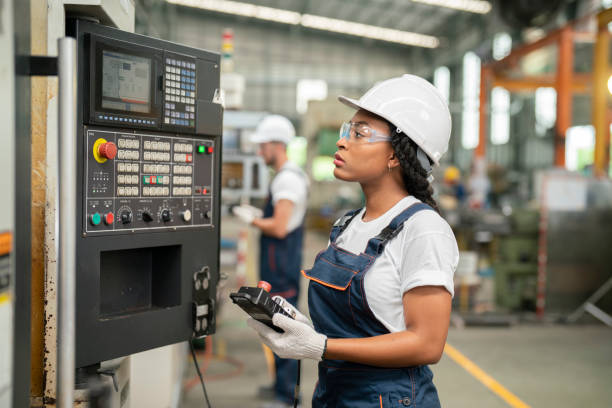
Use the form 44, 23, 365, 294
338, 74, 451, 166
250, 114, 296, 145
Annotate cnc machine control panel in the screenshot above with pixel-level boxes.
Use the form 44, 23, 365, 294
74, 20, 222, 368
84, 129, 215, 234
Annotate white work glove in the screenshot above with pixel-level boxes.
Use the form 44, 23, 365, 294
231, 204, 263, 224
247, 314, 327, 361
271, 295, 313, 328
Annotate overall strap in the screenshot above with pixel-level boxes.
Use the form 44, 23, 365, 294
364, 203, 433, 256
329, 208, 362, 243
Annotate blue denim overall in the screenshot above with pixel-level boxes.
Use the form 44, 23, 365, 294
259, 169, 305, 404
302, 203, 441, 408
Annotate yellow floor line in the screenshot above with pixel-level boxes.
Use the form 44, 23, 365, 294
444, 343, 531, 408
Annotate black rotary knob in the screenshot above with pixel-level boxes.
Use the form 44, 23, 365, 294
142, 211, 153, 222
161, 209, 171, 222
120, 210, 132, 224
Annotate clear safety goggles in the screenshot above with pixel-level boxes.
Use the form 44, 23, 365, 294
338, 121, 392, 144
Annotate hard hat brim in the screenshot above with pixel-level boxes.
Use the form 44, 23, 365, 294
337, 95, 364, 112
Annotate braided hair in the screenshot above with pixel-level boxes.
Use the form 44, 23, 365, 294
388, 124, 440, 213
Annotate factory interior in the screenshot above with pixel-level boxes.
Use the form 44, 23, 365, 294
2, 0, 612, 407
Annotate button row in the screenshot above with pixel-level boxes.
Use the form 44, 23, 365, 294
166, 59, 195, 69
117, 163, 139, 173
173, 187, 192, 196
118, 139, 140, 149
143, 175, 170, 185
174, 176, 192, 185
143, 186, 170, 197
166, 87, 195, 97
143, 164, 170, 174
166, 110, 195, 120
165, 118, 194, 127
117, 150, 140, 160
144, 151, 171, 162
174, 165, 193, 174
174, 153, 193, 163
144, 140, 171, 151
175, 143, 193, 153
117, 186, 139, 196
118, 175, 139, 185
96, 114, 156, 126
165, 95, 195, 105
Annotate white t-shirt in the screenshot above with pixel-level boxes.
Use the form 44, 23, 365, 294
270, 162, 309, 233
334, 196, 458, 333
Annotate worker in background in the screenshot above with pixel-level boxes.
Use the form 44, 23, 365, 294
247, 75, 458, 407
232, 114, 309, 408
439, 165, 466, 212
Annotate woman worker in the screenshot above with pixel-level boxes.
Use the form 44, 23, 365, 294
248, 74, 459, 407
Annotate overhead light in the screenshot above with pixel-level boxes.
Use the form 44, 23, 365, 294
167, 0, 301, 25
412, 0, 492, 14
300, 14, 438, 48
166, 0, 439, 48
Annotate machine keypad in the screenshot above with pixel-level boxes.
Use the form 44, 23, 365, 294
164, 57, 196, 127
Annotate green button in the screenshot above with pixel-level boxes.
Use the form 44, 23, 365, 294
198, 145, 205, 154
143, 176, 149, 185
157, 176, 163, 184
90, 212, 101, 226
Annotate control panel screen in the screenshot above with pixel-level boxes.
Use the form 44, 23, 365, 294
101, 51, 151, 114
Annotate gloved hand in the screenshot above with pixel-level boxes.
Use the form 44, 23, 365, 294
232, 204, 263, 224
271, 295, 313, 328
247, 314, 327, 361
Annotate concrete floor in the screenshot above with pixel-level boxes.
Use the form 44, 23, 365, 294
181, 221, 612, 408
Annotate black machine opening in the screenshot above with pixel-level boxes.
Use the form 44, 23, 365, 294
101, 50, 152, 114
99, 245, 181, 318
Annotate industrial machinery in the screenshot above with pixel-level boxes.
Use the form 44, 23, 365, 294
73, 20, 222, 368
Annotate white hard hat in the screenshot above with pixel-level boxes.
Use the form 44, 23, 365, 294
250, 115, 296, 145
338, 74, 451, 165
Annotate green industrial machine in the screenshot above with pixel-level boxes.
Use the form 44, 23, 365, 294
493, 209, 539, 311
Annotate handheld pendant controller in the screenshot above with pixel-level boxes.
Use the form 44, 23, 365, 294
230, 281, 295, 332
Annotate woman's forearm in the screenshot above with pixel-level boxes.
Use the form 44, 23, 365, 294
324, 330, 445, 367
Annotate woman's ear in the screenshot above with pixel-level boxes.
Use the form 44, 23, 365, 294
388, 152, 401, 170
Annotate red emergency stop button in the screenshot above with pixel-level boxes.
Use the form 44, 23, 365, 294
98, 142, 117, 160
257, 281, 272, 292
104, 212, 114, 225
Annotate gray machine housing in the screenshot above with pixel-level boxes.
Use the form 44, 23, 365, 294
74, 20, 222, 367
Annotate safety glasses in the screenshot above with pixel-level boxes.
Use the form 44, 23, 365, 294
338, 121, 391, 144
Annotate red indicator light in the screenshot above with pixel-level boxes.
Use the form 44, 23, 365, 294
202, 188, 208, 194
206, 146, 214, 154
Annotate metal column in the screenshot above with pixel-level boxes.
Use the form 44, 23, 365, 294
57, 37, 77, 408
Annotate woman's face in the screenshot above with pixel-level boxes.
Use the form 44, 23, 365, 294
333, 109, 394, 183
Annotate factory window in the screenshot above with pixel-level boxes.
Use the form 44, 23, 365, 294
434, 66, 450, 103
535, 87, 556, 136
296, 79, 328, 114
462, 51, 481, 150
493, 32, 512, 61
491, 87, 510, 145
565, 125, 594, 172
